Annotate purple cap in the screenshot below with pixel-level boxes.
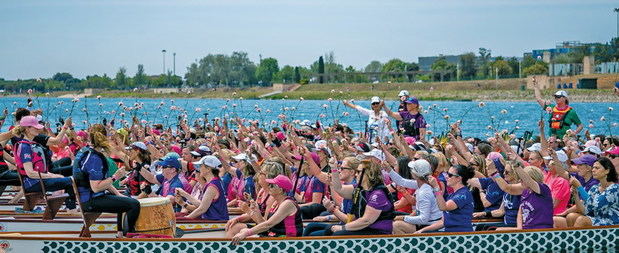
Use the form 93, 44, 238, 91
403, 97, 419, 104
571, 154, 597, 166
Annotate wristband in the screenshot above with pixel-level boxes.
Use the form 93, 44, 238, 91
331, 168, 339, 173
434, 191, 442, 197
492, 173, 501, 179
485, 211, 492, 217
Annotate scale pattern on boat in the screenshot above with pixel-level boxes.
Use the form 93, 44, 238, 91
39, 227, 617, 252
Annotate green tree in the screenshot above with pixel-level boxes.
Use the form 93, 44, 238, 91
275, 65, 295, 83
294, 67, 301, 83
115, 67, 128, 89
255, 57, 279, 85
507, 57, 520, 77
477, 48, 492, 78
364, 61, 383, 73
183, 51, 257, 87
134, 64, 148, 87
521, 55, 537, 69
523, 62, 548, 76
459, 53, 476, 80
81, 75, 113, 89
490, 59, 513, 77
431, 57, 457, 81
381, 58, 407, 81
317, 56, 325, 83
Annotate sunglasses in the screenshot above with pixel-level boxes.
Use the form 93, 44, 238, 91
554, 95, 564, 99
446, 172, 460, 178
340, 167, 354, 171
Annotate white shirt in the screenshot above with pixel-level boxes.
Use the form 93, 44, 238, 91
355, 106, 390, 142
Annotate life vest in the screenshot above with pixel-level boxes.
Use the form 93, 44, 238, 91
349, 184, 395, 223
72, 147, 110, 198
549, 106, 572, 130
14, 140, 48, 176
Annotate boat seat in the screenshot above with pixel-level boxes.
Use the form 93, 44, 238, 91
16, 171, 68, 220
71, 177, 101, 238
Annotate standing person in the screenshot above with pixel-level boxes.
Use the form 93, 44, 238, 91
382, 97, 427, 142
74, 124, 140, 238
13, 116, 77, 212
396, 90, 410, 127
342, 97, 390, 143
417, 165, 475, 233
533, 85, 583, 138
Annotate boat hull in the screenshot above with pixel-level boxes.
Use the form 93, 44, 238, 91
0, 226, 616, 253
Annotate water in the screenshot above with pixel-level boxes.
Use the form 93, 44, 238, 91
0, 97, 616, 138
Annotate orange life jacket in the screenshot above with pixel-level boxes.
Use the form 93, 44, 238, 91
549, 106, 571, 129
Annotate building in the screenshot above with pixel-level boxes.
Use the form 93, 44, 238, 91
529, 41, 596, 61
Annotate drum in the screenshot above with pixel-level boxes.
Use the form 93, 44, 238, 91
135, 197, 176, 237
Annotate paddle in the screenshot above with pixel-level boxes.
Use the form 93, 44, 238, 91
175, 227, 226, 238
291, 156, 304, 198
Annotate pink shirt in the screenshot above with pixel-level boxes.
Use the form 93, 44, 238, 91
543, 170, 570, 215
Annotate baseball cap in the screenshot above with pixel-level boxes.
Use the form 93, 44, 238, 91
126, 142, 147, 151
159, 156, 181, 170
265, 175, 293, 192
363, 149, 385, 161
191, 146, 211, 157
583, 146, 602, 155
193, 155, 222, 168
19, 116, 44, 129
232, 153, 250, 162
554, 90, 568, 98
527, 143, 542, 152
408, 159, 431, 178
543, 150, 569, 163
398, 90, 410, 97
403, 97, 419, 104
370, 96, 381, 104
571, 154, 596, 166
355, 142, 371, 152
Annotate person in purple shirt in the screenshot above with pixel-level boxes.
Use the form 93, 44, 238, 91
181, 155, 229, 220
330, 160, 395, 235
490, 163, 553, 230
382, 97, 427, 142
419, 165, 476, 233
570, 154, 600, 191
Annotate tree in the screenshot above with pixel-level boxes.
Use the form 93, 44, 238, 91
381, 58, 407, 81
317, 56, 325, 83
275, 65, 295, 83
115, 67, 128, 89
431, 57, 457, 81
364, 61, 383, 73
81, 75, 113, 89
523, 62, 548, 76
52, 73, 74, 83
459, 53, 476, 80
490, 59, 513, 77
134, 64, 148, 87
521, 55, 537, 69
477, 48, 492, 78
255, 57, 279, 85
294, 67, 301, 83
183, 51, 257, 87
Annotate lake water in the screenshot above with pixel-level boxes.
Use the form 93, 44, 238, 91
0, 97, 616, 138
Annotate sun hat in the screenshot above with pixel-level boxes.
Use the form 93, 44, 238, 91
554, 90, 568, 98
265, 175, 293, 192
19, 116, 44, 129
232, 153, 251, 162
527, 143, 542, 152
370, 96, 381, 103
398, 90, 410, 97
583, 146, 602, 155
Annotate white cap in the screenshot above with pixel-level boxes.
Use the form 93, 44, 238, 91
408, 159, 432, 178
198, 145, 211, 152
314, 140, 328, 149
126, 142, 147, 151
370, 96, 380, 103
193, 155, 222, 168
398, 90, 410, 97
232, 153, 250, 162
527, 143, 542, 152
301, 119, 312, 126
543, 150, 569, 163
554, 90, 568, 98
363, 149, 385, 161
583, 146, 602, 155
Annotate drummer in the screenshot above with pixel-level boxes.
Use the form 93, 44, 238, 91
139, 156, 189, 202
75, 124, 140, 238
180, 155, 229, 220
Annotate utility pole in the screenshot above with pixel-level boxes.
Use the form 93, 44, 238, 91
173, 52, 176, 76
518, 60, 522, 78
162, 49, 167, 74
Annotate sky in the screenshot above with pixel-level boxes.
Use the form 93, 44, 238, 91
0, 0, 617, 80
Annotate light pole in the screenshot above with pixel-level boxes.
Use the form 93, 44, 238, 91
162, 49, 167, 74
614, 8, 619, 38
173, 52, 176, 76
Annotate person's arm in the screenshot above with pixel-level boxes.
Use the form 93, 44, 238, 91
139, 166, 160, 185
388, 170, 419, 189
416, 218, 444, 233
533, 79, 547, 108
403, 189, 434, 224
495, 207, 523, 231
332, 204, 381, 232
0, 131, 14, 143
231, 200, 297, 243
428, 177, 457, 211
382, 102, 403, 120
513, 165, 541, 194
487, 165, 525, 195
185, 185, 217, 219
378, 142, 398, 170
46, 118, 72, 146
331, 169, 354, 199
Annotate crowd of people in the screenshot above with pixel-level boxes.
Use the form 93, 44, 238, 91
0, 86, 617, 242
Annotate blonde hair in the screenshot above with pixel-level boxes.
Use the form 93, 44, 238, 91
433, 152, 449, 170
262, 160, 286, 179
520, 165, 544, 183
472, 155, 487, 175
88, 124, 110, 152
360, 159, 384, 189
343, 156, 361, 171
11, 126, 26, 137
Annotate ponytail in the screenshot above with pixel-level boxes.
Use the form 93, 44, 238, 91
89, 124, 110, 152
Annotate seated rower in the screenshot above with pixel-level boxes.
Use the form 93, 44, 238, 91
231, 174, 303, 243
178, 155, 229, 220
74, 124, 140, 237
140, 156, 189, 202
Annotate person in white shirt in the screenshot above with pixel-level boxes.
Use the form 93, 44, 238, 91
390, 159, 443, 234
343, 96, 390, 143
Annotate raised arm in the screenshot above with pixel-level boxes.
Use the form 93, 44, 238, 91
533, 78, 547, 108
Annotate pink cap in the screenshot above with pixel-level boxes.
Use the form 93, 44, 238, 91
265, 175, 293, 192
152, 129, 161, 135
19, 116, 44, 129
607, 146, 619, 155
77, 131, 88, 140
276, 132, 286, 141
170, 145, 182, 156
310, 152, 320, 165
404, 137, 416, 145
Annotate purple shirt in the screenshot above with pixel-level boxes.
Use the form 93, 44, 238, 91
520, 182, 553, 229
570, 173, 599, 192
365, 189, 393, 233
397, 111, 426, 139
443, 187, 474, 232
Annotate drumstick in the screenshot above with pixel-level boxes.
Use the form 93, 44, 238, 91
175, 227, 226, 238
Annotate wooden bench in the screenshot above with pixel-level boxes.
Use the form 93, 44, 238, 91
70, 177, 102, 238
16, 172, 68, 220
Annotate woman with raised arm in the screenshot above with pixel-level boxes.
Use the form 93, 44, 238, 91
382, 97, 427, 142
342, 97, 389, 143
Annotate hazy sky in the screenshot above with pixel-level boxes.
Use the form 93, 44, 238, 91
0, 0, 616, 80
